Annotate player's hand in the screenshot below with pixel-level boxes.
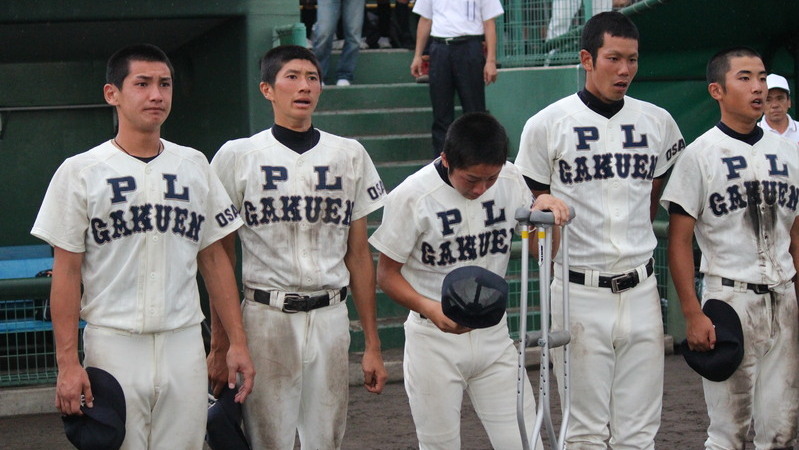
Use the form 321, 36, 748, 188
207, 346, 229, 397
226, 343, 255, 403
361, 348, 388, 394
685, 312, 716, 352
423, 302, 472, 334
411, 55, 423, 78
532, 194, 571, 225
55, 363, 93, 416
484, 61, 498, 85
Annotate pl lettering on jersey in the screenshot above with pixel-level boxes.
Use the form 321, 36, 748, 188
422, 201, 512, 266
562, 125, 685, 185
709, 154, 799, 216
242, 165, 367, 227
92, 174, 228, 245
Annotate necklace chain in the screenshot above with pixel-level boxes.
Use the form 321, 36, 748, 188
113, 138, 163, 157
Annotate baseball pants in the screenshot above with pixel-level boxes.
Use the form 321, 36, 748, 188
701, 276, 799, 450
241, 299, 351, 450
82, 323, 207, 450
403, 312, 542, 450
551, 273, 663, 450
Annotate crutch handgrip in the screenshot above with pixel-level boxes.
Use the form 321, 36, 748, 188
548, 330, 571, 348
516, 207, 576, 226
524, 330, 543, 348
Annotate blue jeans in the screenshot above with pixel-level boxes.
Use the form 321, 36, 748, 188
312, 0, 364, 82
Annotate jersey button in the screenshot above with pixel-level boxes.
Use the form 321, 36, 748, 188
145, 167, 152, 174
150, 273, 156, 279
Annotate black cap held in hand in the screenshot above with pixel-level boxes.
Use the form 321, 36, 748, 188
62, 367, 126, 450
681, 299, 744, 382
441, 266, 508, 329
206, 385, 250, 450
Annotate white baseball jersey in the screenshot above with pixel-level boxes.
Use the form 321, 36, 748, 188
413, 0, 504, 38
211, 128, 385, 292
661, 125, 799, 285
759, 115, 799, 146
31, 140, 243, 333
370, 159, 540, 449
369, 160, 531, 299
516, 94, 684, 272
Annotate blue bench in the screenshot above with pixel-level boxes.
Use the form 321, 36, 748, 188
0, 245, 55, 332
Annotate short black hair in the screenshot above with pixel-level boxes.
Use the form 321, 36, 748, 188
442, 112, 509, 170
706, 47, 762, 87
261, 45, 322, 85
106, 44, 174, 89
581, 11, 639, 64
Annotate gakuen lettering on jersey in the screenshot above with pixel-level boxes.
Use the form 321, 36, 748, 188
90, 174, 239, 245
708, 153, 799, 216
420, 200, 513, 267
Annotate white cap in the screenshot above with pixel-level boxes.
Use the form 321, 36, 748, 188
767, 73, 790, 93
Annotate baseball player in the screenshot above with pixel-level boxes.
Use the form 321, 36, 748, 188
207, 45, 388, 449
662, 47, 799, 449
30, 44, 255, 449
758, 73, 799, 145
514, 12, 685, 448
370, 112, 569, 449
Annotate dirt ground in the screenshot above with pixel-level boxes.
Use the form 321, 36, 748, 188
0, 351, 716, 449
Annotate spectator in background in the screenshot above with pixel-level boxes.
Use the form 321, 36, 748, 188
546, 0, 630, 41
411, 0, 503, 157
373, 0, 414, 49
313, 0, 365, 86
758, 73, 799, 145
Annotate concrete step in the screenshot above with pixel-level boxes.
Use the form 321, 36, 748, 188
314, 107, 431, 137
325, 48, 415, 85
374, 159, 428, 191
318, 83, 431, 111
356, 134, 432, 163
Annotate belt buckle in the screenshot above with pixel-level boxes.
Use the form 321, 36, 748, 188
752, 284, 769, 295
282, 294, 309, 313
610, 272, 635, 293
444, 37, 455, 44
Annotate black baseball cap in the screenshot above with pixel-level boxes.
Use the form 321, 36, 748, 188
206, 385, 250, 450
681, 299, 744, 382
62, 367, 126, 450
441, 266, 508, 329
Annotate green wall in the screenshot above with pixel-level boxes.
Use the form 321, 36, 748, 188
487, 65, 585, 156
0, 0, 300, 248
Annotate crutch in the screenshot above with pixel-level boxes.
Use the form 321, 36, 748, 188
515, 207, 574, 450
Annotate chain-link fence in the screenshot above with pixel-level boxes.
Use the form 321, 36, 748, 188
497, 0, 642, 68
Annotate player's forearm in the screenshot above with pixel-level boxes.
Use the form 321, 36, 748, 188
376, 254, 436, 318
50, 248, 84, 369
198, 242, 247, 348
650, 178, 666, 222
344, 229, 382, 352
667, 214, 702, 319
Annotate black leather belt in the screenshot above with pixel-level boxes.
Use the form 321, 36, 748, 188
252, 288, 347, 313
431, 35, 483, 45
721, 278, 769, 294
568, 260, 654, 293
